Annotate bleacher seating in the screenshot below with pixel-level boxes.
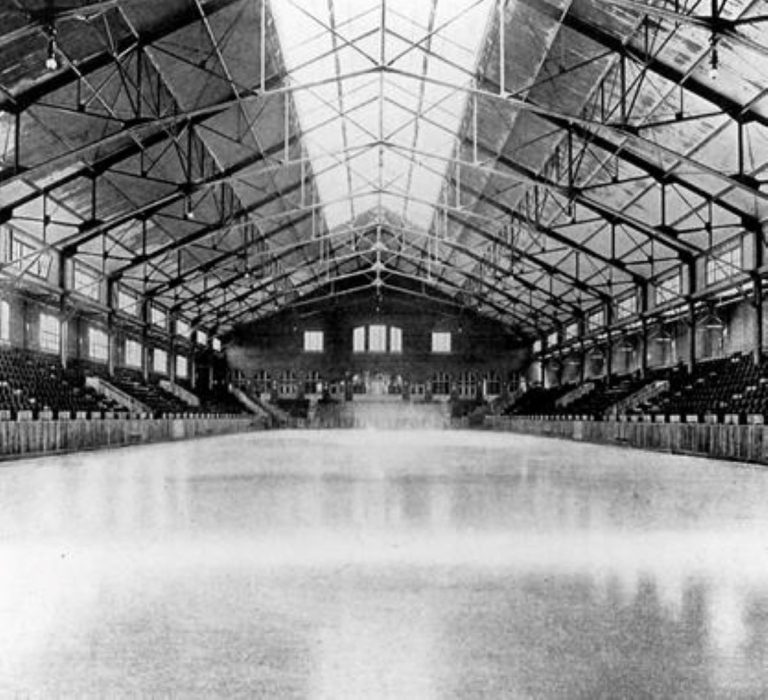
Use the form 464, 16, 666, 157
506, 353, 768, 424
107, 369, 200, 417
553, 374, 648, 419
275, 398, 310, 419
195, 386, 246, 415
0, 347, 125, 418
503, 384, 574, 416
638, 354, 761, 420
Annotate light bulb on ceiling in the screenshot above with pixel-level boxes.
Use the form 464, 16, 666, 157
708, 44, 719, 81
184, 195, 195, 219
45, 37, 58, 71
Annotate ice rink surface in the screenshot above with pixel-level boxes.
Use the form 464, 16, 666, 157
2, 429, 768, 698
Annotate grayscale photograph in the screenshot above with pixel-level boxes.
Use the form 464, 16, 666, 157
0, 0, 767, 696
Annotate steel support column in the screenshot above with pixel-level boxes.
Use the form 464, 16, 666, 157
640, 282, 649, 377
605, 302, 614, 386
687, 261, 697, 373
752, 223, 765, 366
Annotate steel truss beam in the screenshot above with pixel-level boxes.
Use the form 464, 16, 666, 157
213, 260, 539, 336
0, 0, 243, 113
518, 0, 768, 129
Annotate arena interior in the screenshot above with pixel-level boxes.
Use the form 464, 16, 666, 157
1, 0, 768, 696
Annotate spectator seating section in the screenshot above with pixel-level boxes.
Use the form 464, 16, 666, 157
0, 347, 125, 418
0, 350, 245, 420
637, 354, 761, 419
108, 369, 202, 417
553, 374, 649, 418
510, 354, 768, 423
503, 384, 575, 416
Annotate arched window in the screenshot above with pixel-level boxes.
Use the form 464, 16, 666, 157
432, 372, 450, 396
458, 372, 476, 399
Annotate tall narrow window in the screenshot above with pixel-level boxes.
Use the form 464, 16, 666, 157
212, 338, 222, 352
73, 263, 100, 301
431, 331, 451, 354
458, 371, 476, 398
368, 324, 386, 352
176, 318, 191, 339
0, 300, 9, 343
125, 339, 142, 368
196, 329, 208, 346
39, 312, 59, 353
151, 305, 167, 330
152, 348, 168, 374
304, 330, 324, 352
655, 270, 681, 306
353, 326, 365, 353
88, 327, 109, 363
175, 355, 188, 379
432, 372, 450, 395
389, 326, 402, 353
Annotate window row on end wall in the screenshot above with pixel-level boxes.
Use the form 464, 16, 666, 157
303, 328, 453, 354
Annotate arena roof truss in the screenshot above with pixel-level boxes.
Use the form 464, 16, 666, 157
0, 0, 767, 343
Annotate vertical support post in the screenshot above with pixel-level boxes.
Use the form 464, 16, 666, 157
380, 0, 386, 65
284, 89, 290, 163
189, 350, 197, 394
752, 221, 764, 366
14, 111, 20, 173
620, 55, 627, 124
455, 161, 461, 208
136, 47, 143, 120
106, 278, 115, 377
260, 0, 266, 93
169, 334, 176, 383
300, 151, 305, 206
605, 302, 613, 386
498, 0, 505, 95
754, 278, 763, 366
687, 259, 697, 373
472, 92, 478, 163
141, 299, 150, 384
640, 281, 649, 377
59, 251, 69, 368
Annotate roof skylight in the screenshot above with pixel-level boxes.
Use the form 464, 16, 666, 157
271, 0, 493, 232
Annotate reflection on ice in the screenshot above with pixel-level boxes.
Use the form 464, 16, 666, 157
1, 430, 768, 696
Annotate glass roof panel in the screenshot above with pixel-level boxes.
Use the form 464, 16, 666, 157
271, 0, 493, 232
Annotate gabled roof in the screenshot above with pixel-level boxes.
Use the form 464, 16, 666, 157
0, 0, 766, 338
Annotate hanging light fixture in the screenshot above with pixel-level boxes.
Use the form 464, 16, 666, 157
708, 36, 719, 81
184, 194, 195, 219
45, 25, 58, 71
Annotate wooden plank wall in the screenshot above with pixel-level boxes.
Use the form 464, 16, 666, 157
0, 416, 264, 460
485, 416, 768, 464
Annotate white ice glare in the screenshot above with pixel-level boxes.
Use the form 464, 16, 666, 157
271, 0, 493, 231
